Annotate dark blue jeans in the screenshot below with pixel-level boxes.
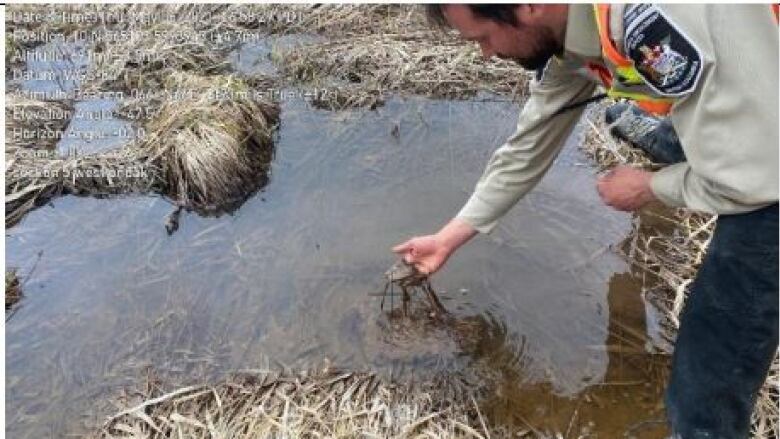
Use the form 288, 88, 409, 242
625, 117, 779, 438
665, 203, 778, 439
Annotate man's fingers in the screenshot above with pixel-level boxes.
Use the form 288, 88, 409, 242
415, 261, 432, 274
596, 180, 607, 198
392, 241, 412, 253
596, 180, 616, 208
598, 169, 615, 181
394, 243, 421, 265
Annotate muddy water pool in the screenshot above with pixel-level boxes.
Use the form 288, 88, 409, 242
6, 93, 668, 437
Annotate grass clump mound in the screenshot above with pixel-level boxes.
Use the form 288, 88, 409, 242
5, 74, 280, 227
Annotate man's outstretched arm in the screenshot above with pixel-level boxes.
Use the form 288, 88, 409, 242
394, 58, 597, 273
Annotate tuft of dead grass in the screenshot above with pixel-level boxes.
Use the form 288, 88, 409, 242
5, 73, 279, 227
138, 72, 279, 213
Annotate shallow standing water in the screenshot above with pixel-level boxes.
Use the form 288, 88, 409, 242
6, 90, 669, 437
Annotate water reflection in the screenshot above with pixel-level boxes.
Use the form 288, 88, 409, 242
6, 95, 667, 438
471, 272, 670, 438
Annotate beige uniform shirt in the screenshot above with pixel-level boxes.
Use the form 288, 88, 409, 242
457, 4, 779, 234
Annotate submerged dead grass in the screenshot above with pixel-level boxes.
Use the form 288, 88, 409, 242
5, 269, 22, 310
582, 101, 778, 439
87, 99, 777, 439
91, 368, 496, 439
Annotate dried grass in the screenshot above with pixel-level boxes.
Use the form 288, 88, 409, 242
5, 3, 93, 36
261, 4, 428, 36
84, 23, 232, 94
10, 3, 530, 112
107, 5, 531, 110
138, 73, 279, 213
5, 4, 419, 38
268, 5, 531, 110
120, 4, 429, 38
90, 368, 498, 439
276, 31, 531, 110
5, 94, 73, 150
582, 101, 778, 439
100, 4, 530, 109
5, 35, 26, 73
5, 145, 155, 228
5, 73, 279, 227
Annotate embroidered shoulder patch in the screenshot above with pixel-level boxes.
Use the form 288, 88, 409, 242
624, 6, 703, 96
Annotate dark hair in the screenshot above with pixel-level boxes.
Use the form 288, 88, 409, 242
424, 4, 520, 29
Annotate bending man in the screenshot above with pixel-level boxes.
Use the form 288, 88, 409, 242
393, 5, 778, 438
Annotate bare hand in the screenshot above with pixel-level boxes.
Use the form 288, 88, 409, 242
596, 165, 657, 211
392, 235, 452, 275
392, 219, 477, 275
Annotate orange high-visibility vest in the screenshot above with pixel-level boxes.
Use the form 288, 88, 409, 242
591, 4, 779, 116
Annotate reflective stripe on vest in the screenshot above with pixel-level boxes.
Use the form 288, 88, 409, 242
592, 4, 674, 115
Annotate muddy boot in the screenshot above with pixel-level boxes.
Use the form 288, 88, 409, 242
604, 103, 686, 164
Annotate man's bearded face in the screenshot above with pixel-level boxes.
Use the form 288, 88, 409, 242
443, 5, 564, 71
496, 25, 563, 70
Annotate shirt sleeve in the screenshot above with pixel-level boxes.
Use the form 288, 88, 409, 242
648, 5, 779, 214
456, 58, 597, 234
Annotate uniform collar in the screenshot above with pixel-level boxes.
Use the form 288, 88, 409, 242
563, 4, 602, 59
